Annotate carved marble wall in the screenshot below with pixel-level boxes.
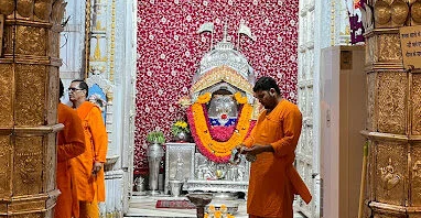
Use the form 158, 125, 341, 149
362, 0, 421, 217
0, 0, 66, 217
58, 0, 137, 216
86, 0, 137, 217
297, 0, 351, 216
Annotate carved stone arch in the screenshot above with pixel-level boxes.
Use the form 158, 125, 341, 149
86, 74, 113, 97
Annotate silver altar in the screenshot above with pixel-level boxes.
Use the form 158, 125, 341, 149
164, 143, 250, 197
164, 143, 195, 194
165, 22, 257, 199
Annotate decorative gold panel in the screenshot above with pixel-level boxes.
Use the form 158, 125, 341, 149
411, 1, 421, 24
15, 26, 46, 56
48, 31, 60, 58
375, 0, 392, 25
367, 36, 378, 65
376, 142, 408, 205
368, 140, 377, 200
14, 214, 43, 218
390, 0, 409, 26
45, 68, 58, 125
14, 64, 46, 126
0, 0, 15, 15
17, 0, 35, 18
13, 136, 43, 196
412, 143, 421, 206
3, 25, 13, 56
0, 0, 65, 216
9, 200, 45, 212
367, 72, 378, 131
0, 135, 11, 198
43, 133, 56, 192
378, 34, 402, 63
373, 212, 405, 218
377, 72, 408, 134
412, 74, 421, 135
0, 14, 3, 57
34, 0, 53, 21
0, 65, 13, 128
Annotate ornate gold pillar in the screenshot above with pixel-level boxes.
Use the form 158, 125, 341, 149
0, 0, 66, 217
362, 0, 421, 217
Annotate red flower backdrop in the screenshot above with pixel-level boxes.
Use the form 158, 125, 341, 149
135, 0, 299, 175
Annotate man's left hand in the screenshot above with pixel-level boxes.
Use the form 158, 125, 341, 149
240, 144, 274, 155
92, 162, 104, 175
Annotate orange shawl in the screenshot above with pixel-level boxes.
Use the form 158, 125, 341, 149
56, 103, 86, 218
72, 101, 108, 202
243, 99, 312, 217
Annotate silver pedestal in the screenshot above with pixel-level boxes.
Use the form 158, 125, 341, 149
147, 142, 164, 196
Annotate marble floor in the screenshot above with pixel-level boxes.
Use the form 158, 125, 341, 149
125, 196, 305, 218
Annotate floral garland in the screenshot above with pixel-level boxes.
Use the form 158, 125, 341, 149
187, 92, 253, 162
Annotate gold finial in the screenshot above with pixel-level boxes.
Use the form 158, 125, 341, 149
94, 35, 101, 61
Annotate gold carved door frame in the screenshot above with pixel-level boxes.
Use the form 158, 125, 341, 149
363, 0, 421, 217
0, 0, 66, 217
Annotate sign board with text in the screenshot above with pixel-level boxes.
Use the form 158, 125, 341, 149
400, 26, 421, 69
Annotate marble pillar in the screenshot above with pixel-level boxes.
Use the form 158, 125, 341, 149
0, 0, 66, 217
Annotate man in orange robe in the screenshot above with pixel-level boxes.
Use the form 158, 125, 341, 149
56, 80, 86, 218
239, 76, 312, 218
68, 79, 108, 218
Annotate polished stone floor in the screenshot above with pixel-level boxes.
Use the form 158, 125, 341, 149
125, 196, 304, 218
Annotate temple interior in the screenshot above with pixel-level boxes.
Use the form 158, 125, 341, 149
0, 0, 419, 218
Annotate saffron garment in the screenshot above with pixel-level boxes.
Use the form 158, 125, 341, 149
72, 101, 108, 205
55, 103, 86, 218
243, 99, 312, 218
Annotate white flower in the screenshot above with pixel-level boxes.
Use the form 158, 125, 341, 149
290, 20, 296, 26
290, 55, 296, 62
264, 55, 271, 62
149, 34, 154, 40
171, 70, 177, 76
203, 1, 208, 6
160, 53, 166, 59
182, 87, 188, 93
150, 0, 154, 4
201, 36, 207, 43
253, 0, 258, 5
161, 17, 167, 23
158, 89, 163, 96
186, 15, 192, 22
278, 0, 283, 6
277, 72, 283, 79
289, 92, 295, 99
215, 18, 221, 24
185, 51, 190, 57
174, 35, 179, 40
145, 107, 150, 113
264, 18, 270, 25
277, 35, 283, 42
147, 70, 152, 76
228, 0, 233, 5
174, 0, 179, 4
169, 106, 175, 112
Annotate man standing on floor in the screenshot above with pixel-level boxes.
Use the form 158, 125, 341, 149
69, 79, 108, 218
238, 76, 312, 218
56, 79, 86, 218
